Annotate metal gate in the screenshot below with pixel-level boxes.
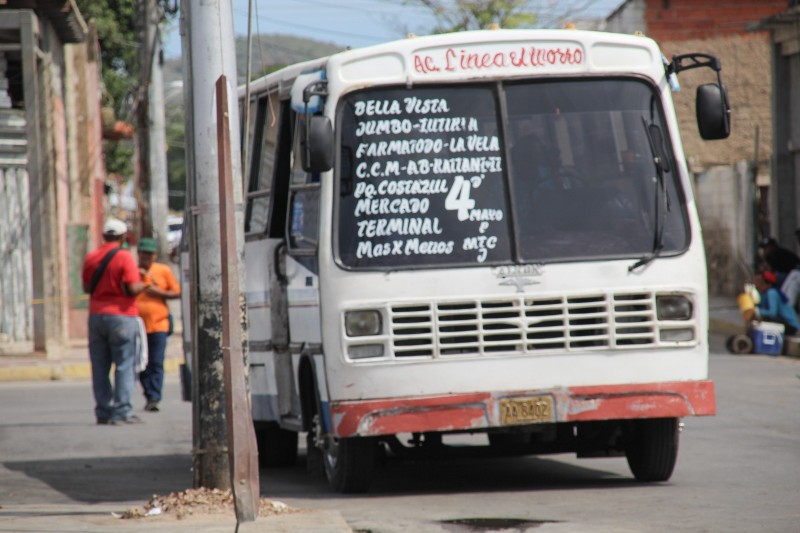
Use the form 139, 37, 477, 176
0, 109, 32, 345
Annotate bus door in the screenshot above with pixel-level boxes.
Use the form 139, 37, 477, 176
284, 111, 323, 353
244, 93, 306, 428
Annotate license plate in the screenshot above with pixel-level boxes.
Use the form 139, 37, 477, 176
499, 395, 554, 425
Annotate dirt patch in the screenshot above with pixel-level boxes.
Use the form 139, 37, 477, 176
119, 487, 298, 520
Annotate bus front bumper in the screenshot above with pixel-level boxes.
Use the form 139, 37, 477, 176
329, 380, 715, 437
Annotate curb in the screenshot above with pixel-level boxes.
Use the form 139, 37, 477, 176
0, 357, 182, 383
709, 317, 742, 337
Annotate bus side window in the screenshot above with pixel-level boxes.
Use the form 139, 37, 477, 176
245, 93, 280, 235
287, 113, 320, 256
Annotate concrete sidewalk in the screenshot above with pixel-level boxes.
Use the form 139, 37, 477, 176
0, 333, 185, 382
708, 295, 744, 336
0, 504, 353, 533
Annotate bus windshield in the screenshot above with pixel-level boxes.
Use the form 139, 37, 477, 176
336, 78, 689, 269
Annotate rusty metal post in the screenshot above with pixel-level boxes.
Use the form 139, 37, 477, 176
215, 76, 259, 522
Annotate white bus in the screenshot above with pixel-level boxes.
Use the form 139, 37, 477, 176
237, 29, 729, 493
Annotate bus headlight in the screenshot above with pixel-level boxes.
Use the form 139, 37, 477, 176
656, 295, 693, 320
345, 310, 382, 337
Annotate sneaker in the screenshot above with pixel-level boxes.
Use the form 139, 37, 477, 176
144, 401, 160, 412
96, 418, 117, 426
120, 415, 144, 424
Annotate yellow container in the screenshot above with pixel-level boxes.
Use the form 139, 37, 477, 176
737, 293, 755, 322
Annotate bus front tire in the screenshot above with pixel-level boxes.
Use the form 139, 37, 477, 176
323, 436, 377, 493
625, 417, 679, 482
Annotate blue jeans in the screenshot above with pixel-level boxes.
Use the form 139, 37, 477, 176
139, 331, 168, 402
88, 314, 139, 422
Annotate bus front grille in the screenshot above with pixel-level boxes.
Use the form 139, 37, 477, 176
389, 292, 660, 358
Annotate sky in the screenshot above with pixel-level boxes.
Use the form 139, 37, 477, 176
162, 0, 625, 60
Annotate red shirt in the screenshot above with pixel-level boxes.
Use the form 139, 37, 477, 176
81, 242, 140, 316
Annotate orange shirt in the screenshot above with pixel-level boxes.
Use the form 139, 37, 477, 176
137, 262, 181, 333
82, 243, 140, 316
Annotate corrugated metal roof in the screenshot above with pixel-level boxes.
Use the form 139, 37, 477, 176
752, 6, 800, 31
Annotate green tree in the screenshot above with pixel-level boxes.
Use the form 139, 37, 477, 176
165, 97, 186, 212
74, 0, 178, 176
410, 0, 537, 32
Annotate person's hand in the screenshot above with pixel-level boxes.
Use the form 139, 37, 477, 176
145, 285, 161, 297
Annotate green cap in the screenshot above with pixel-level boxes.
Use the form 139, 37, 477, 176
138, 238, 158, 253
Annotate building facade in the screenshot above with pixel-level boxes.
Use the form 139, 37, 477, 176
0, 1, 105, 355
759, 6, 800, 259
605, 0, 790, 295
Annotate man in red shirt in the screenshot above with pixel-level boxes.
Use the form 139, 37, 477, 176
81, 218, 145, 425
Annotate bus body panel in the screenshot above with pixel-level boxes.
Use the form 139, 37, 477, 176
235, 30, 721, 480
285, 256, 322, 345
318, 249, 710, 403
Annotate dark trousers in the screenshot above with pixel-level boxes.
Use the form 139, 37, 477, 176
139, 331, 168, 402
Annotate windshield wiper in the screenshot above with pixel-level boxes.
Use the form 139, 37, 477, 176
629, 117, 672, 272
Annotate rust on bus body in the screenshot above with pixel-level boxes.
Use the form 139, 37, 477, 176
330, 380, 715, 437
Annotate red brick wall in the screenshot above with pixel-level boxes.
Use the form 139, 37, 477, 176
644, 0, 786, 41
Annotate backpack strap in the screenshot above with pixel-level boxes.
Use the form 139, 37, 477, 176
88, 247, 121, 295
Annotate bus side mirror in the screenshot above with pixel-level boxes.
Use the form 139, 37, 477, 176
302, 115, 333, 173
668, 53, 731, 141
696, 83, 730, 140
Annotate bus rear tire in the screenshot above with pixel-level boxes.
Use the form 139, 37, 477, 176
255, 422, 298, 467
324, 436, 377, 493
625, 418, 679, 482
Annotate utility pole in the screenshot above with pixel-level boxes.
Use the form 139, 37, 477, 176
138, 0, 169, 252
136, 0, 152, 240
148, 1, 170, 255
180, 0, 251, 493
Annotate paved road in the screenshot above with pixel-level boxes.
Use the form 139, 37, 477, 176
259, 333, 800, 533
1, 333, 798, 532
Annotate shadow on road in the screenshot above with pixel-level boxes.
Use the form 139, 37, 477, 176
260, 448, 644, 499
5, 454, 193, 503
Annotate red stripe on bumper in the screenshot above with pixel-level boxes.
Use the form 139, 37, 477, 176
330, 380, 715, 437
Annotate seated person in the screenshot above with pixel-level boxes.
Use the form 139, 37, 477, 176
777, 268, 800, 312
758, 237, 800, 285
753, 271, 800, 335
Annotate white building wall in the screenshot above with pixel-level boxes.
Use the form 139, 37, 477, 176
693, 162, 755, 295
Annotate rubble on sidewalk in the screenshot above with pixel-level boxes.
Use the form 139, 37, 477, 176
118, 487, 297, 520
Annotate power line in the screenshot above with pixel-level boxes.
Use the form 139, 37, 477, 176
233, 8, 394, 42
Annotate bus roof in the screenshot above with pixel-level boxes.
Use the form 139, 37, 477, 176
240, 29, 665, 98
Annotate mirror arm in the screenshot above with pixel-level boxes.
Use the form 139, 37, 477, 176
668, 53, 730, 136
302, 81, 329, 111
667, 53, 721, 75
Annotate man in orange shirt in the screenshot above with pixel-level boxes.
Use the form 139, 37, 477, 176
82, 218, 144, 425
136, 238, 181, 412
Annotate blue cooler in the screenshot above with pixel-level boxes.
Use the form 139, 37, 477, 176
751, 322, 784, 356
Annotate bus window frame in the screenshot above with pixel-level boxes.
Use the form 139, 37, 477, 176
330, 76, 691, 272
286, 112, 322, 258
245, 91, 277, 237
